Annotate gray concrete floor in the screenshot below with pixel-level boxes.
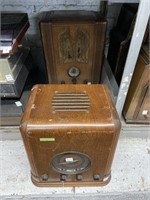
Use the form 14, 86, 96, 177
1, 192, 150, 200
0, 134, 150, 199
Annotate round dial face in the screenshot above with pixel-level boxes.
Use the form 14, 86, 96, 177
68, 67, 80, 78
51, 151, 91, 174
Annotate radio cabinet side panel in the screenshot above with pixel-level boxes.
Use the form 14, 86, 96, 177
92, 21, 107, 83
102, 85, 121, 175
40, 23, 56, 83
20, 85, 41, 177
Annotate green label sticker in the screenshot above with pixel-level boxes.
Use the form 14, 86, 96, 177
40, 138, 55, 142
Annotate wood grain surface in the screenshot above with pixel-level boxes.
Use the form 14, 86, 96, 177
20, 84, 121, 187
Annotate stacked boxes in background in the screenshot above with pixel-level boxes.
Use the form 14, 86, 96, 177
0, 13, 35, 125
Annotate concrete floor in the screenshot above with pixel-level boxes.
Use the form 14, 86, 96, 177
1, 193, 150, 200
0, 134, 150, 199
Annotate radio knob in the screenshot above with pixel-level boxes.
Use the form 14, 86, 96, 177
41, 174, 49, 181
72, 78, 77, 84
60, 174, 67, 181
93, 174, 100, 181
61, 80, 65, 84
76, 174, 83, 181
83, 80, 88, 84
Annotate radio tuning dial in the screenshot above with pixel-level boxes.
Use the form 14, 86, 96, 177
68, 66, 80, 78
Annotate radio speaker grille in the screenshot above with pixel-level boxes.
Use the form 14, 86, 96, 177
52, 92, 90, 112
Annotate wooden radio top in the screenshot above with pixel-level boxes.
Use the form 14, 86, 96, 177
40, 10, 105, 23
20, 84, 120, 131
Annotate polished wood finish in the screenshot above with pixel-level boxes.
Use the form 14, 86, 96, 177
20, 84, 121, 187
40, 11, 107, 84
123, 44, 150, 123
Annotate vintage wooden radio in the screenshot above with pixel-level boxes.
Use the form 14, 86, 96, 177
123, 44, 150, 123
20, 84, 121, 187
40, 11, 107, 84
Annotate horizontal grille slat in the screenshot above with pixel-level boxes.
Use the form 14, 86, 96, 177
53, 105, 90, 108
52, 99, 89, 102
52, 102, 90, 105
52, 92, 90, 112
54, 108, 89, 112
54, 92, 87, 96
52, 97, 89, 99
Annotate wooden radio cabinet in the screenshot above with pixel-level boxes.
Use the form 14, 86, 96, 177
20, 84, 121, 187
40, 11, 107, 84
123, 44, 150, 123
